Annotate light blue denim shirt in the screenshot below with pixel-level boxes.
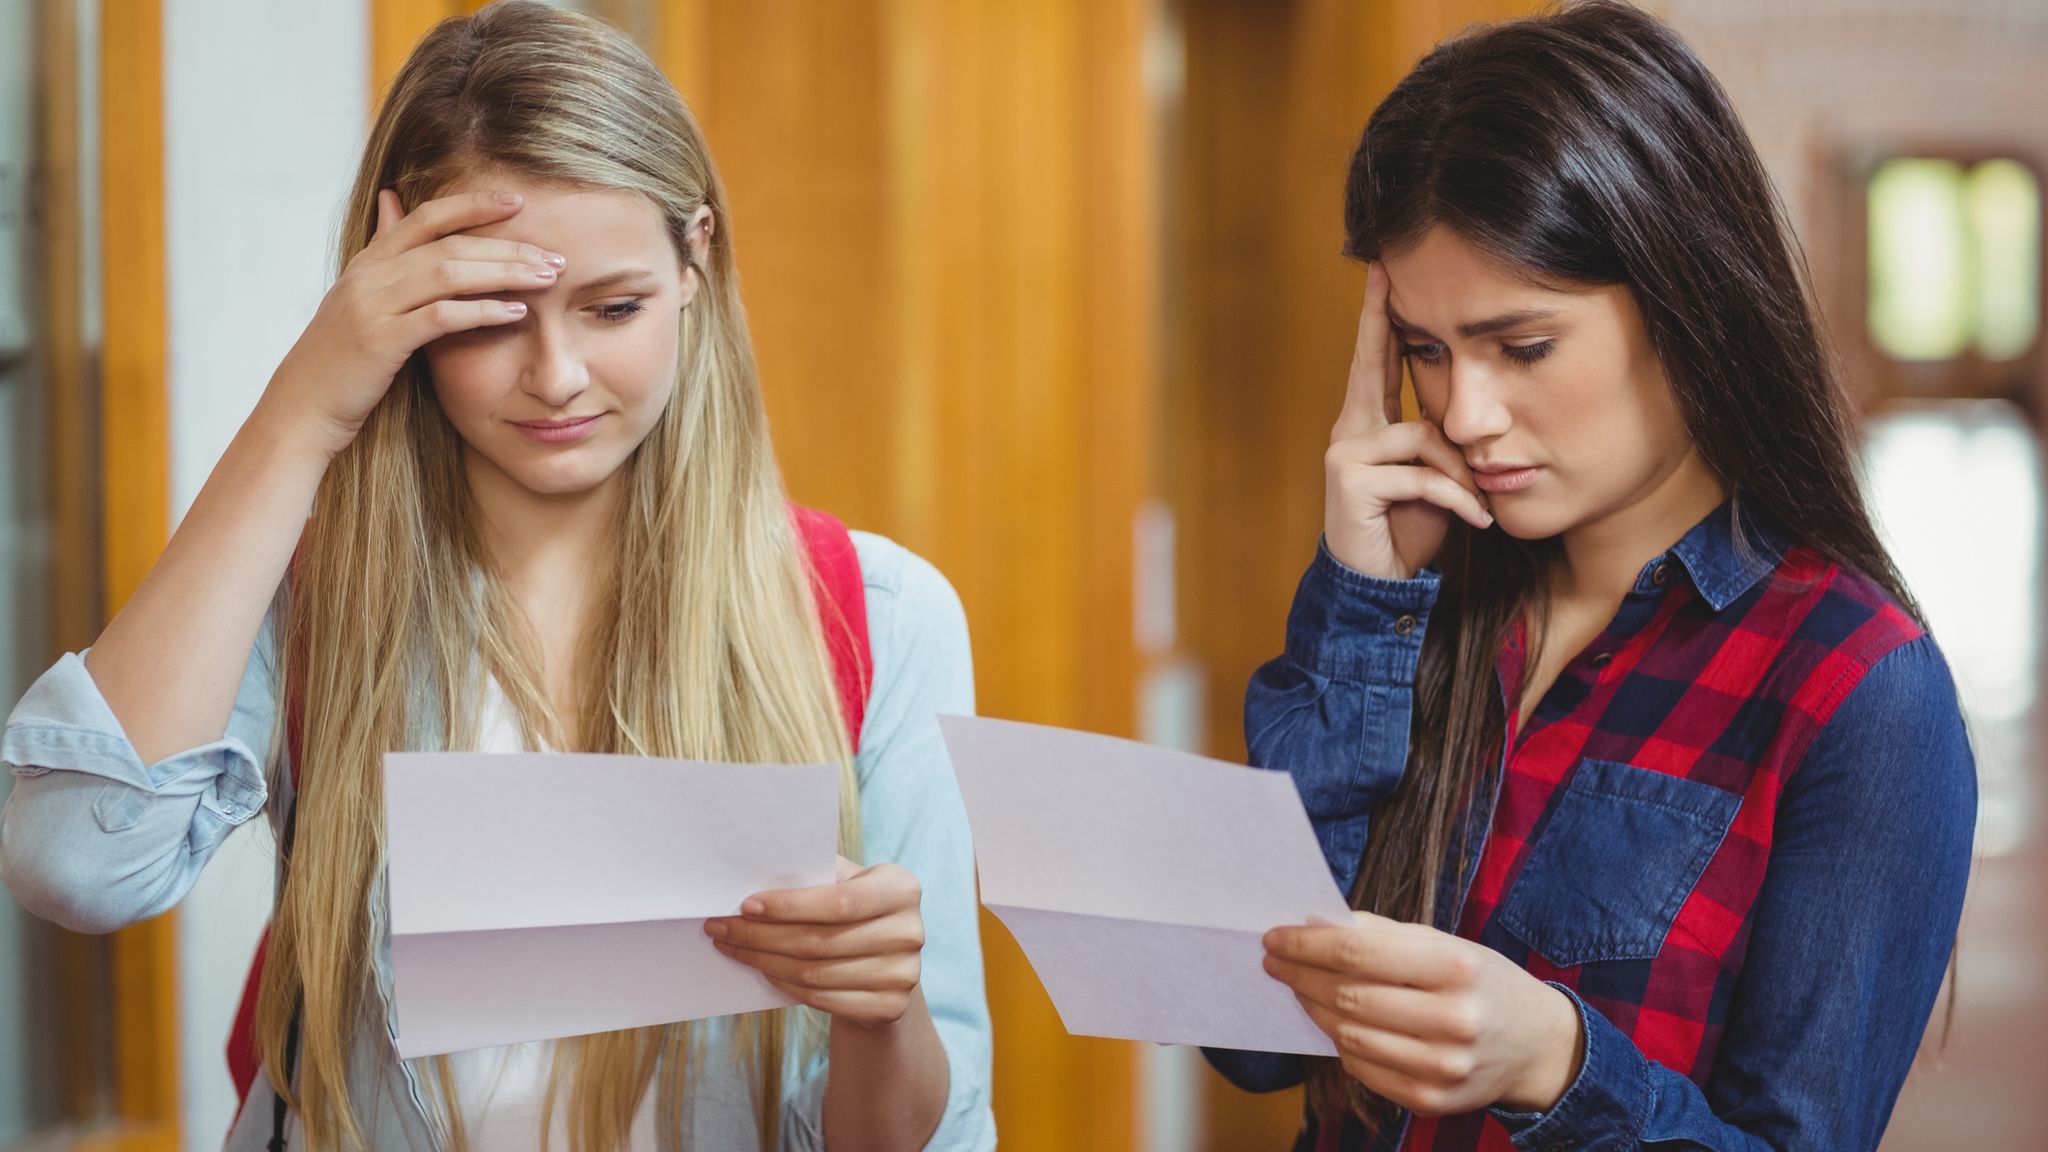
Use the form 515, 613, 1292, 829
0, 531, 995, 1151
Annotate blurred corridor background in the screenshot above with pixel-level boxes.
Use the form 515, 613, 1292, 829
0, 0, 2041, 1148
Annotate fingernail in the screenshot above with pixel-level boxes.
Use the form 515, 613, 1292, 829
530, 265, 557, 281
503, 301, 527, 316
704, 919, 728, 938
741, 898, 765, 917
497, 192, 522, 206
542, 251, 567, 268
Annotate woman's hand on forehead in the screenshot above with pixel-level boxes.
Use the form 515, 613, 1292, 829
256, 188, 564, 460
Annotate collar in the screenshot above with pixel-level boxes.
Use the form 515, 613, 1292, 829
1633, 495, 1788, 611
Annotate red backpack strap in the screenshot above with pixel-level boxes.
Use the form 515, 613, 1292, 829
791, 504, 873, 751
230, 512, 874, 1103
229, 555, 308, 1106
227, 931, 268, 1101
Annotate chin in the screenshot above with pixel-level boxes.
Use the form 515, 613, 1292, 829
1487, 500, 1573, 543
500, 456, 622, 497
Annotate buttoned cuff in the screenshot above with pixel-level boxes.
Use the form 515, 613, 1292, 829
1284, 542, 1440, 685
1491, 984, 1650, 1151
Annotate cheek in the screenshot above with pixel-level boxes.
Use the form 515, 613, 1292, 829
1411, 367, 1449, 420
1544, 359, 1682, 485
423, 343, 514, 427
602, 319, 682, 415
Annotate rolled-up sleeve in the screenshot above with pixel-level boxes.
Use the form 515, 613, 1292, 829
0, 609, 280, 934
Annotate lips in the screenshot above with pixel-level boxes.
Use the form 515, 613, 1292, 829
1470, 463, 1542, 494
509, 414, 603, 444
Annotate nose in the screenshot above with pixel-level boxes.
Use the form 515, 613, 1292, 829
1437, 361, 1512, 447
519, 317, 590, 409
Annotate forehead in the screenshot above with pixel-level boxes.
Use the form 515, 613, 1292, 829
1379, 226, 1574, 325
437, 169, 681, 277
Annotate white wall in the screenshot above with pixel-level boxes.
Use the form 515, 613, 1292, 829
1660, 0, 2048, 239
0, 0, 44, 1139
163, 2, 367, 1147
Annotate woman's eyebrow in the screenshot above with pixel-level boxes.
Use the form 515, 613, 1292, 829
1455, 307, 1561, 338
571, 267, 659, 292
1386, 304, 1561, 340
1386, 304, 1431, 338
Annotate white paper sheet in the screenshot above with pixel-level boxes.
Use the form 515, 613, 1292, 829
382, 751, 840, 1058
937, 715, 1353, 1057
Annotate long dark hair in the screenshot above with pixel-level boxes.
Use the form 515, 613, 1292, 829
1325, 0, 1923, 1132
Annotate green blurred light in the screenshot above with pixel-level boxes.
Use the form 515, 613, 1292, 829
1968, 159, 2040, 362
1868, 158, 1972, 362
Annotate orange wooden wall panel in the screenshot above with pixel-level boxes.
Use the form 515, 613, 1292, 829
371, 0, 466, 102
94, 1, 178, 1150
663, 4, 1157, 1146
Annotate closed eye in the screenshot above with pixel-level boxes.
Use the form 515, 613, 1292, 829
1400, 341, 1446, 366
1503, 340, 1554, 365
593, 300, 645, 323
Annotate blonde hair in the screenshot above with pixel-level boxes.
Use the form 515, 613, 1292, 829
253, 5, 861, 1149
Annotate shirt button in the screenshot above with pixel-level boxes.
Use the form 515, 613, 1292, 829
1394, 614, 1418, 636
1590, 652, 1613, 669
1651, 561, 1671, 586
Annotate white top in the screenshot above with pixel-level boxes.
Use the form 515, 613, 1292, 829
441, 677, 625, 1150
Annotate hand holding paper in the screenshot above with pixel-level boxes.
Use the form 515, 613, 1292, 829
937, 715, 1352, 1056
704, 854, 929, 1027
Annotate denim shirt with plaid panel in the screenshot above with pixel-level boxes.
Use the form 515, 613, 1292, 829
1206, 502, 1976, 1152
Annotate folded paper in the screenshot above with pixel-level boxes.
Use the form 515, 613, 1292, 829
382, 751, 840, 1058
938, 716, 1350, 1056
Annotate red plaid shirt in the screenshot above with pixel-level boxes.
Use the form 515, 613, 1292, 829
1209, 501, 1976, 1152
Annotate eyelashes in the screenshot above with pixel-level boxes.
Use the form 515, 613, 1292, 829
455, 299, 648, 334
1399, 340, 1556, 367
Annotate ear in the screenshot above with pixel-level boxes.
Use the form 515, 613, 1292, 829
678, 205, 715, 309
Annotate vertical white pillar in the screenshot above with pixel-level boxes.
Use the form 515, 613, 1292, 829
163, 2, 367, 1146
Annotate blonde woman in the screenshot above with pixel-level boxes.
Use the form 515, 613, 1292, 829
0, 4, 990, 1150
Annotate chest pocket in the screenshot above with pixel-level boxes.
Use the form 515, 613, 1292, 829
1494, 758, 1742, 968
